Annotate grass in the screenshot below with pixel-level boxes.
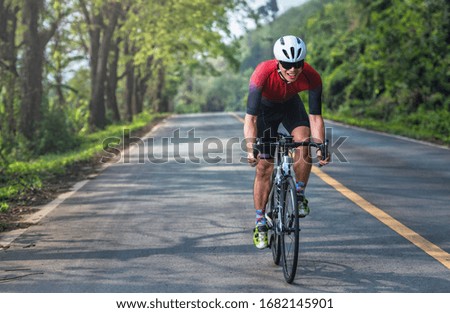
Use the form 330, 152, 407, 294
323, 111, 450, 146
0, 112, 168, 212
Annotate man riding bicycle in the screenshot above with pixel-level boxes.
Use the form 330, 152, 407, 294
244, 35, 330, 249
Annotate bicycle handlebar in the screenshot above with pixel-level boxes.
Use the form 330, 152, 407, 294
275, 138, 329, 163
254, 135, 329, 165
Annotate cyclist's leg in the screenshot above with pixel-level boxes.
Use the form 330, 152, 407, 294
253, 158, 273, 216
253, 107, 281, 249
281, 95, 312, 189
254, 108, 282, 213
253, 156, 273, 249
282, 95, 312, 217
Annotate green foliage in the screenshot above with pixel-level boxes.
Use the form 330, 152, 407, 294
237, 0, 450, 145
0, 0, 248, 159
174, 59, 250, 113
65, 68, 91, 134
36, 105, 82, 156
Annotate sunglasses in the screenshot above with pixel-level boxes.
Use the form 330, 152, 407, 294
279, 60, 304, 69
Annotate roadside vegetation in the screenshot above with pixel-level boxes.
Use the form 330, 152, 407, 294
0, 112, 166, 215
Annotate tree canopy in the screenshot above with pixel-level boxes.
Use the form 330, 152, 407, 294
0, 0, 250, 160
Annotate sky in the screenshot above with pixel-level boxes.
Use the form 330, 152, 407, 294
228, 0, 310, 38
274, 0, 310, 13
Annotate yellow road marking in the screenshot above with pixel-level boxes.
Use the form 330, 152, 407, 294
312, 166, 450, 270
230, 112, 245, 123
231, 112, 450, 270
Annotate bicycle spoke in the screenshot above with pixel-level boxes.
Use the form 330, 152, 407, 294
281, 177, 299, 283
267, 181, 281, 265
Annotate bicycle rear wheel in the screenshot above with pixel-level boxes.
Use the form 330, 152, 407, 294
280, 176, 299, 283
267, 183, 281, 265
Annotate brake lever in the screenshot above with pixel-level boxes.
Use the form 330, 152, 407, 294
318, 139, 329, 168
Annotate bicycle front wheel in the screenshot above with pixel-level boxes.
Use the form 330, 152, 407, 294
280, 176, 299, 283
267, 182, 281, 265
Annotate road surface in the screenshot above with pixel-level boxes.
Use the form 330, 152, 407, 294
0, 112, 449, 292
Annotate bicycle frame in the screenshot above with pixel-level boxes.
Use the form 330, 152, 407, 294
265, 134, 328, 233
258, 134, 328, 283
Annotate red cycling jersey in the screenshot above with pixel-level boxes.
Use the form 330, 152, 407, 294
247, 59, 322, 116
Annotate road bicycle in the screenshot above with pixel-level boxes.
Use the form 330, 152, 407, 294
255, 134, 328, 283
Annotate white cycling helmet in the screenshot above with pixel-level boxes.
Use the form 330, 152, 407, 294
273, 35, 307, 62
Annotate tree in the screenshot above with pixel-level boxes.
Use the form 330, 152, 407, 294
19, 0, 63, 142
0, 0, 20, 143
79, 0, 121, 130
127, 0, 244, 112
1, 0, 250, 159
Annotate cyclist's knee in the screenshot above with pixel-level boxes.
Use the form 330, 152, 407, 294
291, 126, 310, 141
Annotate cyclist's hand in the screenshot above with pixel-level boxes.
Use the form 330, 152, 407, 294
316, 149, 331, 167
247, 153, 258, 167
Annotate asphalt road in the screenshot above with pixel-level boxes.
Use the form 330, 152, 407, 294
0, 112, 449, 292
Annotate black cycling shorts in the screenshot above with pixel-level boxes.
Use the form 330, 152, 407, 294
254, 94, 310, 159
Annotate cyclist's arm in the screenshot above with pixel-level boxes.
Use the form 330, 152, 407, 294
308, 83, 329, 165
244, 114, 258, 166
309, 114, 325, 144
245, 72, 264, 166
309, 114, 330, 166
307, 81, 324, 142
308, 85, 322, 115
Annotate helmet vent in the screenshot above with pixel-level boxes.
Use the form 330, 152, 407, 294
296, 48, 302, 59
282, 49, 290, 59
290, 47, 295, 59
280, 37, 285, 45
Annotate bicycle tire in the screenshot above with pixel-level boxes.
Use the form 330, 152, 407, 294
280, 176, 299, 283
267, 182, 281, 265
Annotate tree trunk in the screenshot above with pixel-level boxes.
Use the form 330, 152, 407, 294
137, 76, 148, 114
53, 29, 66, 108
134, 69, 151, 115
86, 2, 120, 130
106, 40, 121, 122
19, 0, 45, 141
156, 66, 168, 112
133, 72, 143, 115
0, 0, 19, 136
124, 38, 134, 122
5, 73, 17, 135
19, 0, 60, 142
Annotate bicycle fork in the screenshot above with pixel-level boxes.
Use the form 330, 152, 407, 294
266, 180, 283, 238
266, 180, 298, 237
